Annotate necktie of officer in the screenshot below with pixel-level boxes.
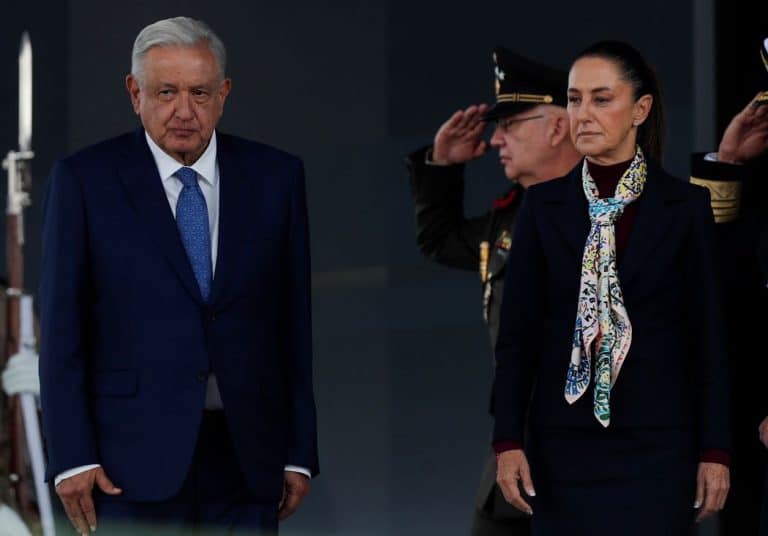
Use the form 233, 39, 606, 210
175, 167, 212, 302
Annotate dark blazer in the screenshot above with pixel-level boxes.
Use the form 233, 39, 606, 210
492, 159, 730, 453
39, 129, 319, 503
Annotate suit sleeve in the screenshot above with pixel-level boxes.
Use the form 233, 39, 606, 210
492, 188, 542, 443
38, 160, 99, 481
406, 146, 492, 270
686, 186, 731, 452
284, 160, 319, 476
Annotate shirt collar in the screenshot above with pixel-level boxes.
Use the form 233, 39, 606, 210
144, 130, 218, 186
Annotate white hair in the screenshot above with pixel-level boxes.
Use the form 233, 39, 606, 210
131, 16, 226, 86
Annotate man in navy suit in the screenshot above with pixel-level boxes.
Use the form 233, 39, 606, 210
38, 16, 318, 535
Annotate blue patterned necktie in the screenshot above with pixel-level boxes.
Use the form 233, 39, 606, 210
175, 167, 212, 302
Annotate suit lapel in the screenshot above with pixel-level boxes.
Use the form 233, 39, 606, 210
542, 161, 682, 288
209, 134, 252, 308
117, 129, 204, 305
543, 165, 590, 263
618, 163, 681, 287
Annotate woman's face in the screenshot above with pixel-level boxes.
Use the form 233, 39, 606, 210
567, 56, 651, 164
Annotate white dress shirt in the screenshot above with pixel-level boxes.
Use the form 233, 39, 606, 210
55, 131, 309, 486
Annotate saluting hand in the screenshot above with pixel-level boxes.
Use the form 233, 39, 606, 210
432, 104, 490, 165
694, 462, 729, 522
717, 92, 768, 164
496, 449, 535, 516
56, 467, 121, 535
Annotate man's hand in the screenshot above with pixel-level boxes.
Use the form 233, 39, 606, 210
758, 416, 768, 448
278, 471, 310, 521
56, 467, 121, 534
694, 462, 729, 522
717, 92, 768, 164
495, 449, 535, 515
432, 104, 490, 165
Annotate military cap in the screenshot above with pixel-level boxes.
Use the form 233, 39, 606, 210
483, 46, 568, 121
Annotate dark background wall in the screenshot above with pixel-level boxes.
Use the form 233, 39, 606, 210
0, 1, 68, 299
1, 1, 754, 534
715, 0, 768, 133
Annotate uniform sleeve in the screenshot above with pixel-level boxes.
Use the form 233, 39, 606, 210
690, 152, 768, 278
406, 146, 492, 270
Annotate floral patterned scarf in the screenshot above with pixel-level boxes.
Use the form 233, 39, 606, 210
564, 146, 647, 427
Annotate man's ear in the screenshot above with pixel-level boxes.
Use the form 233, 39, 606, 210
218, 78, 232, 102
126, 74, 141, 115
549, 114, 570, 147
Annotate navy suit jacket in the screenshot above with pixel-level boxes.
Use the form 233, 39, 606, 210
492, 159, 730, 453
39, 129, 319, 503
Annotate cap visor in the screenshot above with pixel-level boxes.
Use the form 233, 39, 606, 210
482, 101, 537, 121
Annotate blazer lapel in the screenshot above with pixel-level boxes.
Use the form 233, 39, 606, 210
209, 135, 252, 308
117, 129, 204, 305
543, 165, 591, 263
618, 163, 681, 287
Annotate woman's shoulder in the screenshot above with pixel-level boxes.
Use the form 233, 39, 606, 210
648, 162, 709, 202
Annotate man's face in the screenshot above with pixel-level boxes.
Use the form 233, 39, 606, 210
126, 44, 231, 165
489, 107, 550, 187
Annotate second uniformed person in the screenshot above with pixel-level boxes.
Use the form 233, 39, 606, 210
406, 47, 580, 536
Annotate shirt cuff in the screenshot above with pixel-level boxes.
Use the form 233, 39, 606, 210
424, 147, 451, 167
284, 465, 311, 478
704, 151, 744, 165
700, 449, 730, 467
55, 464, 101, 487
492, 440, 523, 455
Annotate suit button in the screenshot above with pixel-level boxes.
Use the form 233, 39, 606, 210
196, 372, 207, 382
